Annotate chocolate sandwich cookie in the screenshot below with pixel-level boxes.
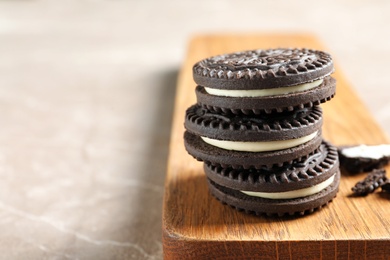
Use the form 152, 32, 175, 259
208, 173, 339, 217
185, 104, 322, 142
205, 142, 340, 216
204, 141, 338, 191
184, 105, 323, 168
193, 48, 335, 114
184, 130, 322, 169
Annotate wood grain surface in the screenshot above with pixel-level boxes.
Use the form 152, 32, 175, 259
162, 34, 390, 260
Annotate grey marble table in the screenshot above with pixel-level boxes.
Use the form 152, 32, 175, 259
0, 1, 389, 259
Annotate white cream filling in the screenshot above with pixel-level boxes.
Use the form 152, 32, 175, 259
201, 131, 318, 152
204, 79, 323, 97
240, 174, 335, 200
342, 144, 390, 160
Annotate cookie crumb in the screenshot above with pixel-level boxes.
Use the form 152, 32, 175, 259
381, 180, 390, 192
351, 169, 387, 196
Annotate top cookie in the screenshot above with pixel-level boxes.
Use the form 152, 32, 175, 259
193, 48, 333, 90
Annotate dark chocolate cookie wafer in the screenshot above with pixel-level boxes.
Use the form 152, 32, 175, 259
193, 48, 335, 114
208, 170, 340, 217
204, 141, 339, 192
185, 105, 322, 141
184, 130, 322, 169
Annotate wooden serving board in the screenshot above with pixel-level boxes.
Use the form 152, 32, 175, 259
162, 34, 390, 259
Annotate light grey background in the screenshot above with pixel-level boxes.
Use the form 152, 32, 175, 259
0, 1, 389, 259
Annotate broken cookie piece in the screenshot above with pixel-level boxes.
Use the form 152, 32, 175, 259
381, 180, 390, 192
338, 144, 390, 174
352, 169, 387, 196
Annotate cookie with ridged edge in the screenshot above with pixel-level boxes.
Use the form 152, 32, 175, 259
193, 48, 334, 90
185, 104, 322, 142
184, 130, 322, 169
204, 141, 339, 192
207, 170, 340, 217
196, 76, 335, 115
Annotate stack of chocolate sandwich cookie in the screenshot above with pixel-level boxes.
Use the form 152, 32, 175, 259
184, 48, 340, 216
